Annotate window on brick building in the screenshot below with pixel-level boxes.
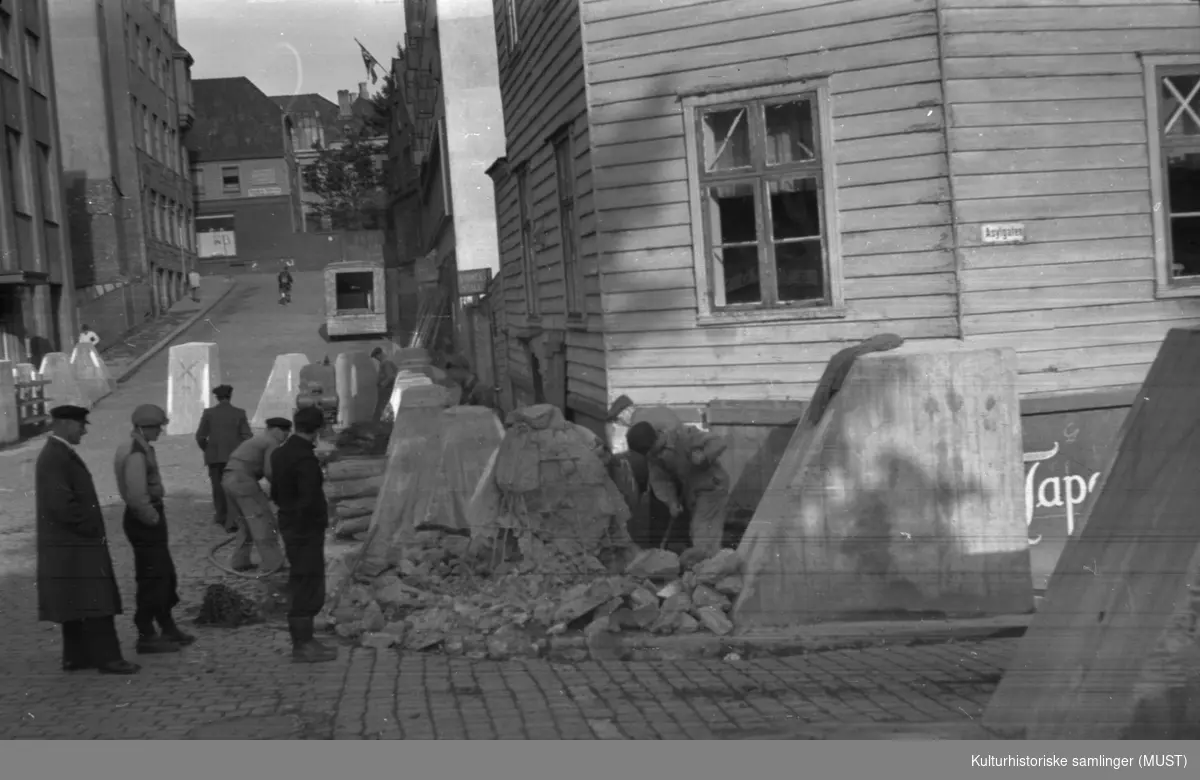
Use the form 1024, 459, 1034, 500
5, 129, 31, 215
153, 47, 161, 86
221, 165, 240, 194
37, 143, 56, 223
24, 32, 45, 93
142, 105, 150, 149
130, 96, 139, 148
152, 114, 159, 159
0, 11, 13, 74
136, 26, 143, 69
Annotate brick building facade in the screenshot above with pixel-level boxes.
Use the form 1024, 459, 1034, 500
48, 0, 197, 344
0, 0, 77, 365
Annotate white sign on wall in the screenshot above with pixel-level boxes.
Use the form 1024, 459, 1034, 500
250, 168, 277, 185
247, 186, 283, 198
981, 223, 1026, 244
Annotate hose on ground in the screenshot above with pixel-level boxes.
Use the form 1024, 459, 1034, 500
207, 532, 286, 579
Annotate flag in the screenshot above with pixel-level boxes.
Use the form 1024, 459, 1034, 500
356, 39, 381, 85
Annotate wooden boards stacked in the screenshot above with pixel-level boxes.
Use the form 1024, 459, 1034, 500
984, 328, 1200, 740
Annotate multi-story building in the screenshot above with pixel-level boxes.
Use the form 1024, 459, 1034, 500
271, 91, 343, 232
0, 0, 77, 364
190, 76, 302, 266
48, 0, 197, 342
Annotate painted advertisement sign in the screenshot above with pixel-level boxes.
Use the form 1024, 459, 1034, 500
1021, 407, 1129, 589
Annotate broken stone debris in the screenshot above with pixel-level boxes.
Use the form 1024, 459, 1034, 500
321, 403, 747, 657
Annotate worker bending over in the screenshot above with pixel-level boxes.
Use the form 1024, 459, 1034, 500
221, 417, 292, 572
625, 420, 731, 556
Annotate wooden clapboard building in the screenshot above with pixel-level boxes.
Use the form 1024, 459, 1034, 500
484, 0, 1200, 571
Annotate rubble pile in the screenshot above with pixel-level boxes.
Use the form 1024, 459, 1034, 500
323, 529, 747, 657
194, 583, 265, 627
319, 402, 747, 658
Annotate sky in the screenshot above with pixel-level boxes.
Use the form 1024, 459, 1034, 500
176, 0, 406, 104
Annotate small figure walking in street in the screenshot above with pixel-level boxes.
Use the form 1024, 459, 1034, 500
277, 264, 293, 305
370, 346, 398, 423
195, 384, 252, 532
271, 406, 338, 664
188, 269, 202, 303
221, 417, 292, 572
77, 324, 100, 348
37, 405, 140, 675
115, 404, 196, 655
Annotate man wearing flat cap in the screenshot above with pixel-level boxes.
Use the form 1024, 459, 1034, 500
115, 404, 195, 654
195, 384, 251, 531
221, 417, 292, 572
36, 405, 140, 675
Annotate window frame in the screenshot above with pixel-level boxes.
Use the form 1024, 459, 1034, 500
551, 126, 585, 322
221, 164, 240, 194
0, 10, 13, 75
5, 127, 31, 216
1144, 53, 1200, 299
36, 141, 56, 223
24, 30, 44, 94
514, 162, 539, 320
681, 79, 844, 326
504, 0, 520, 51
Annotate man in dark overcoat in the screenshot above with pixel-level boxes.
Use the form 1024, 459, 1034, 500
195, 384, 252, 531
36, 405, 140, 675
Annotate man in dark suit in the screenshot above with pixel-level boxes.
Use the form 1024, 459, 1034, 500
270, 406, 337, 664
195, 384, 252, 531
36, 405, 140, 675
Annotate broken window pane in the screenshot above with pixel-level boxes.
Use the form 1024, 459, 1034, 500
1168, 150, 1200, 278
769, 178, 821, 240
1161, 74, 1200, 138
706, 182, 760, 305
764, 100, 816, 165
701, 107, 751, 172
715, 245, 761, 305
769, 179, 824, 303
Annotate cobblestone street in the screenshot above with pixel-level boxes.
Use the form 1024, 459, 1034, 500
0, 272, 1016, 739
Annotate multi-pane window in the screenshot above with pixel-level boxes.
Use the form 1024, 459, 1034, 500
37, 143, 56, 222
1, 11, 13, 72
504, 0, 520, 50
553, 130, 584, 319
24, 32, 44, 93
5, 128, 30, 214
1160, 68, 1200, 280
686, 86, 837, 315
515, 164, 538, 317
221, 165, 240, 194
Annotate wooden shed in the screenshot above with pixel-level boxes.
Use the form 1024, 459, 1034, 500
483, 0, 1200, 587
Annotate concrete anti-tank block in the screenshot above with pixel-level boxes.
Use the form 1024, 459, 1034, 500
166, 342, 222, 436
69, 342, 114, 405
39, 352, 89, 409
334, 350, 378, 427
252, 353, 310, 427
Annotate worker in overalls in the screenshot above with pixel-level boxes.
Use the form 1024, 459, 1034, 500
115, 404, 196, 654
625, 420, 731, 556
221, 417, 292, 572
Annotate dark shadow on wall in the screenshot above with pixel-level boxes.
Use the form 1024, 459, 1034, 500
63, 174, 96, 289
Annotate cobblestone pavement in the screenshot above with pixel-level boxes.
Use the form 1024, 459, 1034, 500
0, 273, 1017, 739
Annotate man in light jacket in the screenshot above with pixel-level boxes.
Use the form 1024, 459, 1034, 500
115, 404, 195, 655
221, 417, 292, 572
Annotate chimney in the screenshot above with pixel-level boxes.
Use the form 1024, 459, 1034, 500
358, 82, 369, 100
337, 89, 352, 119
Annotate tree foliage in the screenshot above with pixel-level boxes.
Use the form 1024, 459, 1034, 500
302, 134, 386, 230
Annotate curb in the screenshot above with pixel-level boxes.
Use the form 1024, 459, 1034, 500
545, 613, 1032, 662
113, 281, 240, 385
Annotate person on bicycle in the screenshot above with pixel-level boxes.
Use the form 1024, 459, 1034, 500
277, 264, 293, 305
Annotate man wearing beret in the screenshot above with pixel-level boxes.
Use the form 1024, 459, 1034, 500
36, 405, 140, 675
221, 417, 292, 572
116, 404, 195, 654
270, 406, 337, 663
195, 384, 252, 531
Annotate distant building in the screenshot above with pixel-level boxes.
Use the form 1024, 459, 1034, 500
0, 0, 78, 365
271, 92, 343, 232
47, 0, 197, 343
189, 76, 302, 265
394, 0, 505, 354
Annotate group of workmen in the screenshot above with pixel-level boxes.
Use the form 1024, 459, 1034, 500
34, 388, 337, 674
